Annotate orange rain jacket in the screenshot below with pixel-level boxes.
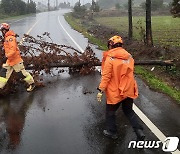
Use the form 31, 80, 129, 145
4, 30, 23, 66
99, 47, 138, 104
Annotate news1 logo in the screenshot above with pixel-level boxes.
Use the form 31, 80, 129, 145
128, 137, 179, 152
162, 137, 179, 152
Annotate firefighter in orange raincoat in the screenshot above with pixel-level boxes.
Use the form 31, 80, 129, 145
97, 35, 145, 140
0, 23, 35, 91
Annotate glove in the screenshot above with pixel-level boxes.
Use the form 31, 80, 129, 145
97, 92, 103, 102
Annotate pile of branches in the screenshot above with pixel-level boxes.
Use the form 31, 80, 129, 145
20, 33, 99, 74
0, 33, 100, 95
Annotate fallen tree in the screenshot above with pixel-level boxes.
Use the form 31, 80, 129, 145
25, 59, 174, 70
0, 33, 174, 96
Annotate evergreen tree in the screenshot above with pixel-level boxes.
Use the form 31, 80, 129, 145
1, 0, 12, 14
26, 0, 36, 14
170, 0, 180, 17
0, 0, 36, 16
90, 0, 100, 12
74, 2, 86, 13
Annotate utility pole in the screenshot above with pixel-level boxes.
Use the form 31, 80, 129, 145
146, 0, 153, 46
56, 0, 58, 8
48, 0, 50, 11
128, 0, 133, 40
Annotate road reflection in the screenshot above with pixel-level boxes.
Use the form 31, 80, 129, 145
0, 92, 35, 151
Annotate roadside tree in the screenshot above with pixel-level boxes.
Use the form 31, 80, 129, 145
146, 0, 153, 46
0, 0, 36, 16
90, 0, 100, 12
141, 0, 164, 11
74, 2, 86, 13
170, 0, 180, 17
128, 0, 133, 40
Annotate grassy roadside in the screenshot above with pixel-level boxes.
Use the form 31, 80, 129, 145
95, 16, 180, 47
65, 14, 107, 50
65, 13, 180, 103
135, 66, 180, 102
0, 13, 35, 23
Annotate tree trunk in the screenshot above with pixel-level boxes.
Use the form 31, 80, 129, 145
56, 0, 58, 8
128, 0, 133, 40
25, 60, 173, 70
48, 0, 50, 11
146, 0, 153, 46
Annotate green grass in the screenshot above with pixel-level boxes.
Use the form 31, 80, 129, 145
65, 13, 180, 103
135, 66, 180, 103
95, 16, 180, 47
0, 13, 34, 23
65, 14, 107, 50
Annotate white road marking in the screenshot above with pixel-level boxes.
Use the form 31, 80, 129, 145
58, 16, 84, 53
19, 20, 39, 45
26, 20, 39, 35
9, 18, 25, 24
133, 105, 180, 154
58, 15, 180, 153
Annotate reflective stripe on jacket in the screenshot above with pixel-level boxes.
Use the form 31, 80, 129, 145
99, 47, 138, 104
4, 30, 23, 66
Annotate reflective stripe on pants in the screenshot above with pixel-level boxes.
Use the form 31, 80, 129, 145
2, 62, 34, 85
0, 77, 8, 89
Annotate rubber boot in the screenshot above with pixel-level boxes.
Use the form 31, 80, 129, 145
134, 129, 145, 141
103, 130, 118, 140
0, 67, 6, 78
27, 83, 35, 92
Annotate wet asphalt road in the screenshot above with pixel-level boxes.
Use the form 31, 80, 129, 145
0, 9, 180, 154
